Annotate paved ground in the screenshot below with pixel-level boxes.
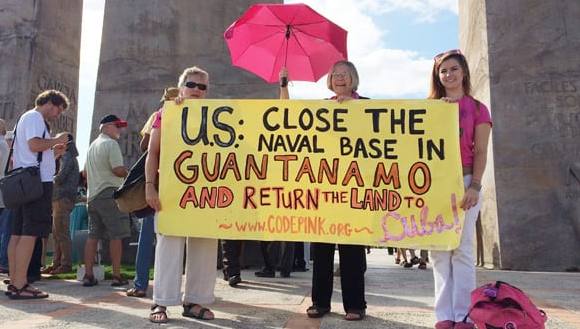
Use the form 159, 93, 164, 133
0, 249, 579, 329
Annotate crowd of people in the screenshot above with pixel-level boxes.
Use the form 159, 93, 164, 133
0, 49, 491, 329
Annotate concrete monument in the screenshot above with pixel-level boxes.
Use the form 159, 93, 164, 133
460, 0, 580, 271
0, 0, 82, 134
92, 0, 280, 166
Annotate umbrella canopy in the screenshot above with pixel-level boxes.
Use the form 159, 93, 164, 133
224, 3, 348, 84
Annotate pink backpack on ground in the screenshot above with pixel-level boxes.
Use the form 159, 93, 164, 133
465, 281, 547, 329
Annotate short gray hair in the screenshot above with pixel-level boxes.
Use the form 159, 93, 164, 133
177, 66, 209, 87
326, 60, 360, 92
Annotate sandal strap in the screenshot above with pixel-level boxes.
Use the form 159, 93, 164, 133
150, 309, 166, 315
183, 303, 212, 319
5, 284, 18, 296
151, 304, 164, 310
149, 304, 168, 323
16, 284, 47, 297
183, 303, 196, 311
198, 307, 210, 319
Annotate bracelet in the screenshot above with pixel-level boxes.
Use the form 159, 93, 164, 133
469, 181, 482, 191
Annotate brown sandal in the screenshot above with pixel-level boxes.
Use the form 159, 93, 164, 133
126, 287, 147, 298
182, 303, 214, 320
149, 304, 168, 323
7, 284, 49, 300
111, 275, 128, 287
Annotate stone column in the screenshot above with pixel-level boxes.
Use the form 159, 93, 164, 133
460, 0, 580, 271
0, 0, 82, 134
92, 0, 280, 166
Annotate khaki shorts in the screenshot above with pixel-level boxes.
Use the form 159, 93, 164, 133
87, 187, 130, 240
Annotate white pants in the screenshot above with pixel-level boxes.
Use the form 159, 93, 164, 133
152, 234, 217, 306
431, 175, 482, 322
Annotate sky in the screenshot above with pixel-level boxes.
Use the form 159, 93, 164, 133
76, 0, 458, 166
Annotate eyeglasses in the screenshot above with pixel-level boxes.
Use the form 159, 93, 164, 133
185, 81, 207, 91
434, 49, 462, 62
331, 72, 348, 79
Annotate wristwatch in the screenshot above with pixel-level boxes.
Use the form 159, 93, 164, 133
469, 181, 482, 191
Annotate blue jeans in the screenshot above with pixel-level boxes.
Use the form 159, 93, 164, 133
0, 209, 12, 269
134, 215, 155, 291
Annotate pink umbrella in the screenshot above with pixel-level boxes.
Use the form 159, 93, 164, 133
224, 3, 348, 84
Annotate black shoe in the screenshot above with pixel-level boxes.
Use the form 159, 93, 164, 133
254, 268, 275, 278
410, 256, 420, 265
293, 265, 309, 272
280, 271, 291, 278
228, 275, 242, 287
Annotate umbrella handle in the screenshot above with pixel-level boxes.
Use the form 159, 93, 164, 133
284, 25, 291, 68
280, 76, 288, 88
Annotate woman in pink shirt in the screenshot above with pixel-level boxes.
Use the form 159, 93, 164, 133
428, 49, 492, 329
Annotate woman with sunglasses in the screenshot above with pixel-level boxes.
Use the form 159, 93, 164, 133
145, 66, 216, 323
280, 60, 368, 321
428, 50, 492, 329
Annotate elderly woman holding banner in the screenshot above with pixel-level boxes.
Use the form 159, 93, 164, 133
428, 49, 492, 329
280, 60, 368, 321
145, 66, 217, 323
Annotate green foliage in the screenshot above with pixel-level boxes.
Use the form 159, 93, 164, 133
45, 263, 154, 281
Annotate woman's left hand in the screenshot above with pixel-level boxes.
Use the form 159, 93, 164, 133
335, 95, 353, 103
461, 187, 479, 210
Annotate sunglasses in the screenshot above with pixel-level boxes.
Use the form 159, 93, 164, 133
331, 72, 348, 79
434, 49, 462, 62
185, 81, 207, 91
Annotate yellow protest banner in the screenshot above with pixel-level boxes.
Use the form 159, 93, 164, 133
158, 99, 464, 250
